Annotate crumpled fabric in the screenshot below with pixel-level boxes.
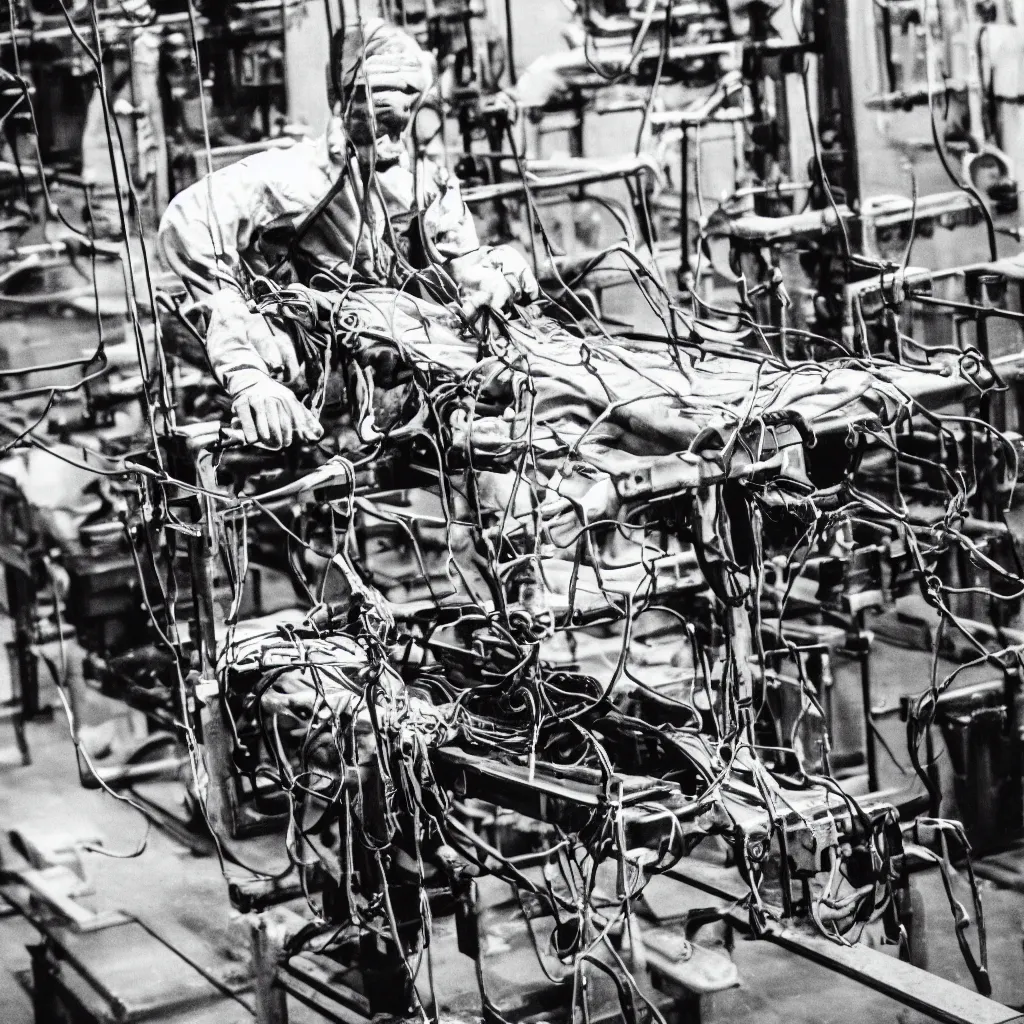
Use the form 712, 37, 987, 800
259, 284, 935, 454
229, 281, 986, 722
253, 282, 950, 538
497, 333, 909, 458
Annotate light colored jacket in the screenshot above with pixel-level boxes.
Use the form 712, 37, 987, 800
158, 124, 481, 391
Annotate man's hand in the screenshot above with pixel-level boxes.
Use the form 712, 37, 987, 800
232, 376, 323, 449
457, 260, 515, 320
242, 318, 301, 383
204, 292, 319, 448
450, 246, 539, 320
487, 245, 539, 306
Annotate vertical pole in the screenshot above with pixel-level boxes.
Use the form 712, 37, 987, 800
570, 91, 584, 159
30, 942, 58, 1024
184, 443, 237, 835
924, 717, 941, 818
678, 127, 691, 293
8, 566, 37, 720
971, 273, 1004, 524
503, 0, 516, 86
1007, 665, 1024, 835
854, 610, 878, 793
813, 0, 862, 213
251, 913, 290, 1024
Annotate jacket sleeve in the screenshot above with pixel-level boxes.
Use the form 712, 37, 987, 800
418, 161, 482, 262
158, 144, 325, 391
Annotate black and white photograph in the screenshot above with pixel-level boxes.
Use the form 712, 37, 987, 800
2, 2, 1024, 1023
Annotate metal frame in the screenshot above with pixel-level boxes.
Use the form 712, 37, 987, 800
668, 857, 1023, 1024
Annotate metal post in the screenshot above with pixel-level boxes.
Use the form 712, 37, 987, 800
924, 716, 941, 819
7, 565, 38, 720
970, 273, 1004, 523
29, 942, 58, 1024
813, 0, 862, 212
854, 610, 878, 792
1003, 664, 1024, 837
251, 913, 291, 1024
678, 126, 691, 293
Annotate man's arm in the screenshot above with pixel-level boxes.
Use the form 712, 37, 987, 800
159, 144, 326, 447
159, 143, 330, 297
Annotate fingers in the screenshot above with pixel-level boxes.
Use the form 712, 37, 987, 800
500, 269, 537, 304
489, 277, 513, 312
252, 398, 274, 448
490, 247, 539, 304
461, 291, 485, 321
264, 402, 284, 449
462, 275, 514, 320
274, 397, 322, 445
278, 401, 294, 450
294, 402, 325, 441
236, 399, 260, 445
234, 385, 323, 448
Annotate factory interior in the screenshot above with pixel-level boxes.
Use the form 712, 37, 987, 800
12, 0, 1024, 1021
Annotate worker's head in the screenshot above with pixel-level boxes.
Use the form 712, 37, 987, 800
331, 18, 434, 163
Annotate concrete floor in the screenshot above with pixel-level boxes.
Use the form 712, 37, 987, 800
0, 708, 258, 1022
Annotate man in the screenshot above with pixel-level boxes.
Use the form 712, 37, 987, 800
159, 17, 537, 449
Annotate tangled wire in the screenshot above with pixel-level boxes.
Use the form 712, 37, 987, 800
4, 0, 1022, 1016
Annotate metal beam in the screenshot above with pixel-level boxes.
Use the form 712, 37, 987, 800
667, 859, 1024, 1024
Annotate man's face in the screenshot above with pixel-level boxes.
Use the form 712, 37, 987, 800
345, 85, 421, 163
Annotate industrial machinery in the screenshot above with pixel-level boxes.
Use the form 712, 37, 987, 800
3, 4, 1024, 1024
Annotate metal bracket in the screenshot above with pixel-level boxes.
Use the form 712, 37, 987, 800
4, 827, 127, 933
